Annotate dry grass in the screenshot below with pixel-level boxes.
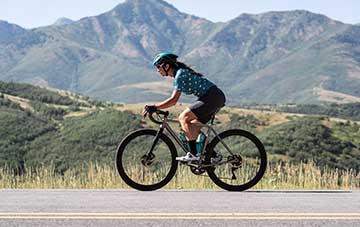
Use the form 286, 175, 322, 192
116, 80, 173, 96
313, 86, 360, 103
3, 94, 34, 111
0, 162, 358, 190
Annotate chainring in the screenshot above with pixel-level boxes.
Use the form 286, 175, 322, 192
190, 166, 206, 175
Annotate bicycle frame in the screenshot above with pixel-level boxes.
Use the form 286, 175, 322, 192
148, 114, 235, 163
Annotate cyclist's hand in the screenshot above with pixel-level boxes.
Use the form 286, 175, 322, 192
143, 105, 157, 118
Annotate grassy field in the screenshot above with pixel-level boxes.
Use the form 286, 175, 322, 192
1, 161, 358, 190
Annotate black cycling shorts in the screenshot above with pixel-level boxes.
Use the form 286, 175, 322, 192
189, 86, 226, 124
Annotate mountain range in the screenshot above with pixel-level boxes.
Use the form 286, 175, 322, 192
0, 0, 359, 104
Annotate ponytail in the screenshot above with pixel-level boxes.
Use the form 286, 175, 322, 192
175, 61, 204, 77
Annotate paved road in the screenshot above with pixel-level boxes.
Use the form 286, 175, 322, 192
0, 189, 359, 226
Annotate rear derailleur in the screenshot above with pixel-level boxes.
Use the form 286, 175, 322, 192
227, 155, 242, 180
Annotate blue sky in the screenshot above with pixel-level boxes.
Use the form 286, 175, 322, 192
1, 0, 359, 28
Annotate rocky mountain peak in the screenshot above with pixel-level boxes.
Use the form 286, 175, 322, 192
53, 17, 74, 26
0, 20, 26, 43
0, 20, 25, 31
110, 0, 184, 23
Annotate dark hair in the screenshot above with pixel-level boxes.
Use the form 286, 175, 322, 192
175, 61, 204, 77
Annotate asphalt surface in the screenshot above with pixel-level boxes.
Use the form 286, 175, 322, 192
0, 189, 359, 227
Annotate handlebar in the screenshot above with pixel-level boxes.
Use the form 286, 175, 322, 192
148, 110, 169, 124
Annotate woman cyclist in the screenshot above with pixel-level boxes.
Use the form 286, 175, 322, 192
143, 52, 226, 162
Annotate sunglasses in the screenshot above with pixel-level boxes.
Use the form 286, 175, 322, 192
155, 63, 164, 69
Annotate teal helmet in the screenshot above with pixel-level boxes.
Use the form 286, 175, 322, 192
152, 52, 178, 66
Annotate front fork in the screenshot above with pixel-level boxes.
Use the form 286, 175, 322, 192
141, 126, 164, 166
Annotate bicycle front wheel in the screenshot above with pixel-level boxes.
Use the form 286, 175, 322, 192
116, 129, 178, 191
205, 129, 267, 191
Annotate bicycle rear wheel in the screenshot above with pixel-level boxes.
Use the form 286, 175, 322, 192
205, 129, 267, 191
116, 129, 178, 191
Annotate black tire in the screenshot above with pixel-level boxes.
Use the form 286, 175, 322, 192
116, 129, 178, 191
205, 129, 267, 191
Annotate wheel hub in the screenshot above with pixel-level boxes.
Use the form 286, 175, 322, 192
227, 154, 242, 168
141, 153, 155, 167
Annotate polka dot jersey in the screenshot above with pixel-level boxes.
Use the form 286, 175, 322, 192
173, 68, 215, 97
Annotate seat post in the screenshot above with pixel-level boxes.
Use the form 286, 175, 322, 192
210, 114, 216, 125
209, 108, 220, 125
209, 105, 225, 125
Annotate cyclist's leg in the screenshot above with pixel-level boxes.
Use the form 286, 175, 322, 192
179, 86, 225, 140
178, 108, 201, 140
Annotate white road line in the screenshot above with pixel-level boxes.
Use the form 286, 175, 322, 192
0, 213, 359, 220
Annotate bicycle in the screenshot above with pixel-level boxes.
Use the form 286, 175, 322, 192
115, 109, 267, 191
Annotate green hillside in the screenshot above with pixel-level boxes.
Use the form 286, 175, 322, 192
0, 82, 141, 173
0, 107, 56, 173
0, 81, 76, 105
0, 81, 359, 174
25, 110, 142, 173
261, 117, 360, 171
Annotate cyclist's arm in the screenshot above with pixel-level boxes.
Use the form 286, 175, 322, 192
155, 90, 181, 109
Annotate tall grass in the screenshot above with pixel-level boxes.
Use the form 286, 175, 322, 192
0, 161, 359, 190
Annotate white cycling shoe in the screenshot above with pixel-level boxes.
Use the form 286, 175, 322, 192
176, 152, 200, 162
